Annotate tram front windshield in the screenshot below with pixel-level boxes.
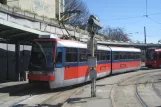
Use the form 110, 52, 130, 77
29, 41, 55, 72
146, 50, 157, 60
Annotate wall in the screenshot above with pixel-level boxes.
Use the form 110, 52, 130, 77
0, 43, 31, 81
56, 0, 64, 20
7, 0, 57, 19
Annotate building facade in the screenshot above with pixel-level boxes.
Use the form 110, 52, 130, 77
5, 0, 64, 19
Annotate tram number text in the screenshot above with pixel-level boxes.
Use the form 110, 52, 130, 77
120, 64, 126, 68
100, 66, 106, 71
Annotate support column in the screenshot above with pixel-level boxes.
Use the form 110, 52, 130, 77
15, 42, 20, 81
6, 43, 8, 80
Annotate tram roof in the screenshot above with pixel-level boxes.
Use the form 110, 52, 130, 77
110, 47, 141, 52
57, 40, 141, 52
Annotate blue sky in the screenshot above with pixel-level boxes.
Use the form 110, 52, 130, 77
82, 0, 161, 43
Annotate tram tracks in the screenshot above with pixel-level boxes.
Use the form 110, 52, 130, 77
134, 75, 161, 107
9, 84, 87, 107
135, 76, 148, 107
111, 70, 161, 107
151, 79, 161, 99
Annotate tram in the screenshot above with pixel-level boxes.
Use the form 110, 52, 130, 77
145, 48, 161, 68
28, 35, 141, 89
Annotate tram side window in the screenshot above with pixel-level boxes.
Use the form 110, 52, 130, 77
154, 52, 157, 60
120, 52, 123, 59
135, 52, 141, 59
125, 52, 128, 59
56, 52, 62, 63
95, 51, 100, 61
121, 52, 132, 60
79, 49, 87, 62
127, 52, 131, 59
66, 48, 78, 62
120, 52, 126, 59
114, 52, 119, 60
87, 50, 100, 60
100, 51, 110, 61
107, 52, 110, 60
159, 53, 161, 59
128, 52, 135, 59
87, 50, 91, 58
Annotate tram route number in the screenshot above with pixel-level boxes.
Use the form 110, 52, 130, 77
100, 66, 106, 71
120, 64, 126, 68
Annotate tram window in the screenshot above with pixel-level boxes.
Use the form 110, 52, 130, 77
87, 50, 91, 58
132, 53, 135, 59
133, 53, 135, 59
120, 52, 123, 59
56, 52, 62, 63
128, 52, 134, 59
127, 52, 131, 59
120, 52, 127, 59
107, 54, 110, 60
79, 49, 87, 62
66, 48, 78, 62
87, 50, 100, 60
135, 53, 141, 59
154, 53, 157, 60
125, 52, 128, 59
159, 53, 161, 59
95, 51, 100, 60
120, 52, 130, 59
114, 52, 119, 60
100, 51, 105, 60
100, 51, 109, 61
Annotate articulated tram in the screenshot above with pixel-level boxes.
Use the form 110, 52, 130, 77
28, 35, 141, 89
145, 48, 161, 68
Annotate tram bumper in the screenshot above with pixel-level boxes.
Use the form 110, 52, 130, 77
28, 74, 55, 81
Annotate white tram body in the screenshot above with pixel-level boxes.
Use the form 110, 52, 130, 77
28, 38, 141, 89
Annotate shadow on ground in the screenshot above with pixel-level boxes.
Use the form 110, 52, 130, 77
12, 103, 63, 107
0, 81, 88, 97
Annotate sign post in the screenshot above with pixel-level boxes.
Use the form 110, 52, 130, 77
87, 15, 103, 97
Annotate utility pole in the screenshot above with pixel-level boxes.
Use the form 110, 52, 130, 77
90, 32, 96, 97
144, 26, 147, 44
144, 26, 147, 63
87, 15, 103, 97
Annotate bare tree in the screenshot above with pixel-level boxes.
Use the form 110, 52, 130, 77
101, 27, 131, 42
64, 0, 89, 29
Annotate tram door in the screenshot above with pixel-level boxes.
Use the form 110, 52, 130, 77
64, 48, 79, 85
55, 47, 64, 87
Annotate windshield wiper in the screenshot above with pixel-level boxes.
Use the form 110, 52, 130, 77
30, 63, 42, 68
35, 42, 47, 66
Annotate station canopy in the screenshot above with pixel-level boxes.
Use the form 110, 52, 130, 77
0, 18, 50, 44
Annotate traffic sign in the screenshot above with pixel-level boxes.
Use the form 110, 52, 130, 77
89, 69, 97, 80
88, 57, 97, 68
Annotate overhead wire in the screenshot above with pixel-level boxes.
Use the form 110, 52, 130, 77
109, 15, 144, 20
146, 17, 161, 25
144, 0, 161, 25
107, 12, 161, 21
